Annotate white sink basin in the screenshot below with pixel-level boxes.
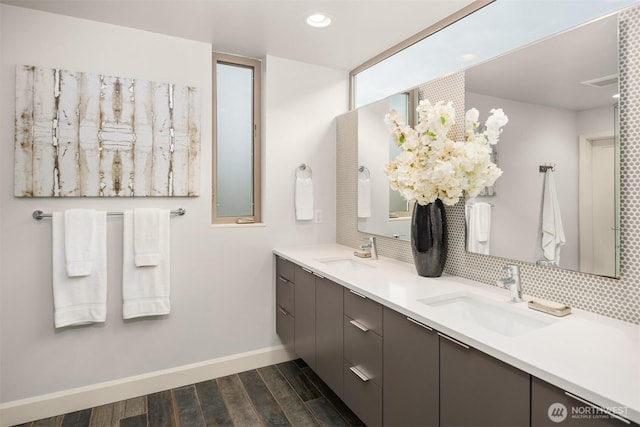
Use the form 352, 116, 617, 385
318, 257, 375, 272
419, 292, 556, 337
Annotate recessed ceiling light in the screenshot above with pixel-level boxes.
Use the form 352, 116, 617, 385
459, 53, 478, 62
306, 14, 331, 28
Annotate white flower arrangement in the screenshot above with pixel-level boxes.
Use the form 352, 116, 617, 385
383, 100, 509, 206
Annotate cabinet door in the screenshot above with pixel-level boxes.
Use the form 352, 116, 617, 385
275, 256, 295, 349
532, 377, 637, 426
344, 288, 383, 335
383, 307, 439, 427
440, 334, 530, 427
294, 266, 316, 369
276, 256, 295, 282
315, 277, 344, 397
276, 304, 294, 349
343, 360, 382, 427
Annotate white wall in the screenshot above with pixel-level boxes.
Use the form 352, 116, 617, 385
577, 105, 616, 136
0, 5, 347, 403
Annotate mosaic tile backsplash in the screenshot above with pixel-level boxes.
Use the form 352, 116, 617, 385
337, 8, 640, 324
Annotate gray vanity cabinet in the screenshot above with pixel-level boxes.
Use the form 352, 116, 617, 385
315, 276, 344, 396
294, 265, 316, 369
383, 307, 439, 427
531, 377, 637, 426
343, 289, 383, 426
439, 334, 530, 427
275, 257, 295, 349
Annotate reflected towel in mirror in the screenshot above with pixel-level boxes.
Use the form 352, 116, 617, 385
358, 177, 371, 218
541, 170, 565, 265
466, 202, 492, 255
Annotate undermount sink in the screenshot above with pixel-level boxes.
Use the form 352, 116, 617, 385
318, 257, 375, 272
419, 292, 556, 337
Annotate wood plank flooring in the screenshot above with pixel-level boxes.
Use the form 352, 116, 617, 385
14, 359, 365, 427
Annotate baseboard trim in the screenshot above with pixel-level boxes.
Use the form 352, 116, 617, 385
0, 345, 297, 427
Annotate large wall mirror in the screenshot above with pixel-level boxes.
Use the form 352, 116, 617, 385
357, 11, 622, 278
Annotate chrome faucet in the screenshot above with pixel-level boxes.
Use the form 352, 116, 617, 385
496, 264, 524, 303
361, 236, 378, 260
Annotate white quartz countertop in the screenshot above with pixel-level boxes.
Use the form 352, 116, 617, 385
273, 244, 640, 424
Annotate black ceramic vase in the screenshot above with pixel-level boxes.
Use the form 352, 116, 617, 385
411, 199, 447, 277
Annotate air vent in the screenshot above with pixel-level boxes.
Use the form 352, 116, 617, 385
581, 74, 618, 88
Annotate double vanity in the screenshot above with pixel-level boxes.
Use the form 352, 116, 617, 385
274, 244, 640, 426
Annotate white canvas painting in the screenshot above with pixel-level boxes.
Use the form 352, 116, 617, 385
14, 65, 201, 197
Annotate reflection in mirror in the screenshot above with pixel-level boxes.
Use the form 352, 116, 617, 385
358, 92, 414, 240
464, 13, 620, 277
356, 10, 624, 278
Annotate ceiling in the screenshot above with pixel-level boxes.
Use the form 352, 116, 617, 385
466, 12, 618, 112
0, 0, 477, 71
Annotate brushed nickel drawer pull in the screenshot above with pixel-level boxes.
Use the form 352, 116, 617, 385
277, 306, 290, 317
349, 289, 367, 299
278, 276, 288, 283
301, 267, 313, 274
407, 317, 433, 331
312, 272, 325, 279
349, 366, 369, 382
349, 319, 369, 332
438, 333, 470, 349
564, 392, 631, 424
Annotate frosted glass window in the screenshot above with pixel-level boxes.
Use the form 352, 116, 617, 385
213, 54, 261, 224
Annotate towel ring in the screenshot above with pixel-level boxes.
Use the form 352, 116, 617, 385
358, 166, 370, 179
296, 163, 312, 178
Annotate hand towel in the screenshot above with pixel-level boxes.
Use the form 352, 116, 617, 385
52, 210, 107, 328
465, 202, 492, 255
122, 210, 171, 319
134, 208, 163, 266
475, 202, 492, 242
64, 209, 96, 277
357, 177, 371, 218
295, 176, 314, 220
541, 170, 566, 265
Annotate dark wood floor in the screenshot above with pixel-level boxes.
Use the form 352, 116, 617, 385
14, 359, 364, 427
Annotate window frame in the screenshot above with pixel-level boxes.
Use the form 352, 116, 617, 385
212, 52, 262, 224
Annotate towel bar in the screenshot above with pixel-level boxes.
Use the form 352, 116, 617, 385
32, 208, 186, 220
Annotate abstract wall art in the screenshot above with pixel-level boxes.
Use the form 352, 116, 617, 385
14, 65, 202, 197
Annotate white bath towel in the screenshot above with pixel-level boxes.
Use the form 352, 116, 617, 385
357, 177, 371, 218
134, 208, 164, 267
541, 170, 566, 265
122, 210, 171, 319
52, 211, 107, 328
64, 209, 97, 277
466, 202, 492, 255
295, 176, 314, 220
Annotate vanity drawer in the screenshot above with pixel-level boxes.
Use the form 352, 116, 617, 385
343, 315, 382, 387
276, 256, 295, 283
276, 304, 294, 349
276, 275, 294, 314
343, 360, 382, 427
344, 288, 383, 335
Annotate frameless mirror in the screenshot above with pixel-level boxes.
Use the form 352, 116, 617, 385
464, 13, 619, 277
356, 11, 621, 278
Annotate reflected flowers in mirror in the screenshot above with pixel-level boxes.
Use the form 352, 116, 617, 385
383, 100, 508, 206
